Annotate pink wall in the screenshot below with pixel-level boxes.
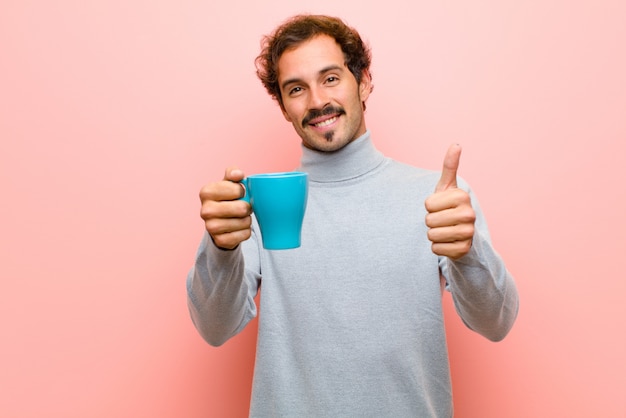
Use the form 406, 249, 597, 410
1, 1, 624, 417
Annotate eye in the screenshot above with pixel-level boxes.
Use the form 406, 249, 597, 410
288, 86, 303, 96
325, 76, 339, 84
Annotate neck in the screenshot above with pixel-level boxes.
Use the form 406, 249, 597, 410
299, 130, 385, 182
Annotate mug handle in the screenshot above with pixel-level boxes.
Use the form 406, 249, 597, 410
237, 178, 250, 203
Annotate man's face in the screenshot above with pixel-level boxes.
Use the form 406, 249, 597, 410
277, 35, 372, 152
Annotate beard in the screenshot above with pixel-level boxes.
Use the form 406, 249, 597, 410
302, 105, 345, 144
293, 103, 366, 152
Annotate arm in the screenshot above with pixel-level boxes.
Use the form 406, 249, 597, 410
187, 231, 261, 346
440, 196, 519, 342
425, 145, 519, 341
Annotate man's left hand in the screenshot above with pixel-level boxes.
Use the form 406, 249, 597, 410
425, 144, 476, 260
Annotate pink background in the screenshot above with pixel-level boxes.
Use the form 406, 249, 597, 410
1, 1, 625, 417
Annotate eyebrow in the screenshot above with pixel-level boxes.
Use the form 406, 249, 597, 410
280, 64, 344, 92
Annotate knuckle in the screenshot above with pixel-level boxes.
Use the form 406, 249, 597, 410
457, 224, 474, 240
428, 227, 445, 243
424, 199, 431, 211
452, 189, 470, 205
454, 188, 469, 198
204, 218, 221, 234
240, 228, 252, 241
431, 243, 444, 256
200, 201, 219, 220
199, 183, 218, 200
235, 201, 252, 217
424, 196, 437, 212
212, 234, 231, 249
200, 180, 243, 202
456, 205, 475, 224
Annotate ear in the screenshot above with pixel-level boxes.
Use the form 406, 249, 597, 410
358, 70, 372, 102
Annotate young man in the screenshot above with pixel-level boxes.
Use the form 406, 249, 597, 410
187, 14, 518, 417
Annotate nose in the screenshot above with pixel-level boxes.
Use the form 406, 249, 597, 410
308, 86, 330, 110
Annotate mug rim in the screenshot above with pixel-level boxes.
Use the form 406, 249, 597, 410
248, 171, 307, 179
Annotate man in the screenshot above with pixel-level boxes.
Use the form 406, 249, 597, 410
187, 14, 518, 417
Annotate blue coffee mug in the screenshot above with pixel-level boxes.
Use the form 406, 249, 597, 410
240, 172, 308, 250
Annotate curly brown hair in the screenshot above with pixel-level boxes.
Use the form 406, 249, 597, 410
255, 15, 373, 109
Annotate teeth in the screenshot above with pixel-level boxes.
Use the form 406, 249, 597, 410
314, 116, 338, 128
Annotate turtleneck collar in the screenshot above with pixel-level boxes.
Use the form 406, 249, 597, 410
298, 131, 386, 183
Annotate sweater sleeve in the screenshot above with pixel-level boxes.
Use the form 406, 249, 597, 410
186, 230, 262, 347
440, 183, 519, 342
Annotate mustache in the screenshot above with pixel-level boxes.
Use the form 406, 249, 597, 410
301, 106, 345, 128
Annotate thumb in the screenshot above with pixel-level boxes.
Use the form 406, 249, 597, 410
435, 144, 461, 192
224, 166, 245, 182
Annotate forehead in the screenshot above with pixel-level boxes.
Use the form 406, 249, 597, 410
277, 35, 346, 82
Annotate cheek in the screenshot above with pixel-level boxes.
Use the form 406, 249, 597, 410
281, 105, 295, 123
282, 103, 303, 124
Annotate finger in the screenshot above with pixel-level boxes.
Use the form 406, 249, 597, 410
435, 144, 461, 192
199, 181, 246, 202
204, 212, 252, 235
430, 240, 473, 260
201, 199, 251, 221
424, 187, 471, 213
427, 223, 475, 243
425, 205, 475, 229
211, 228, 252, 251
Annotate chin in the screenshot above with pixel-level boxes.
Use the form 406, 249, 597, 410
300, 128, 353, 152
309, 139, 350, 153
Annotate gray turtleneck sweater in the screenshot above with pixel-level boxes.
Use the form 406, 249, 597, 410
187, 131, 518, 417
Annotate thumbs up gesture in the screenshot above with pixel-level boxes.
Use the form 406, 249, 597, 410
425, 144, 476, 260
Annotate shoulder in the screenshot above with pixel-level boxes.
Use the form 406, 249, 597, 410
385, 158, 435, 179
385, 158, 475, 194
384, 158, 438, 185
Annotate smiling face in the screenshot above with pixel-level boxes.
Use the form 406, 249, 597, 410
277, 35, 372, 152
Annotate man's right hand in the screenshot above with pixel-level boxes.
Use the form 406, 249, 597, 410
199, 167, 252, 250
